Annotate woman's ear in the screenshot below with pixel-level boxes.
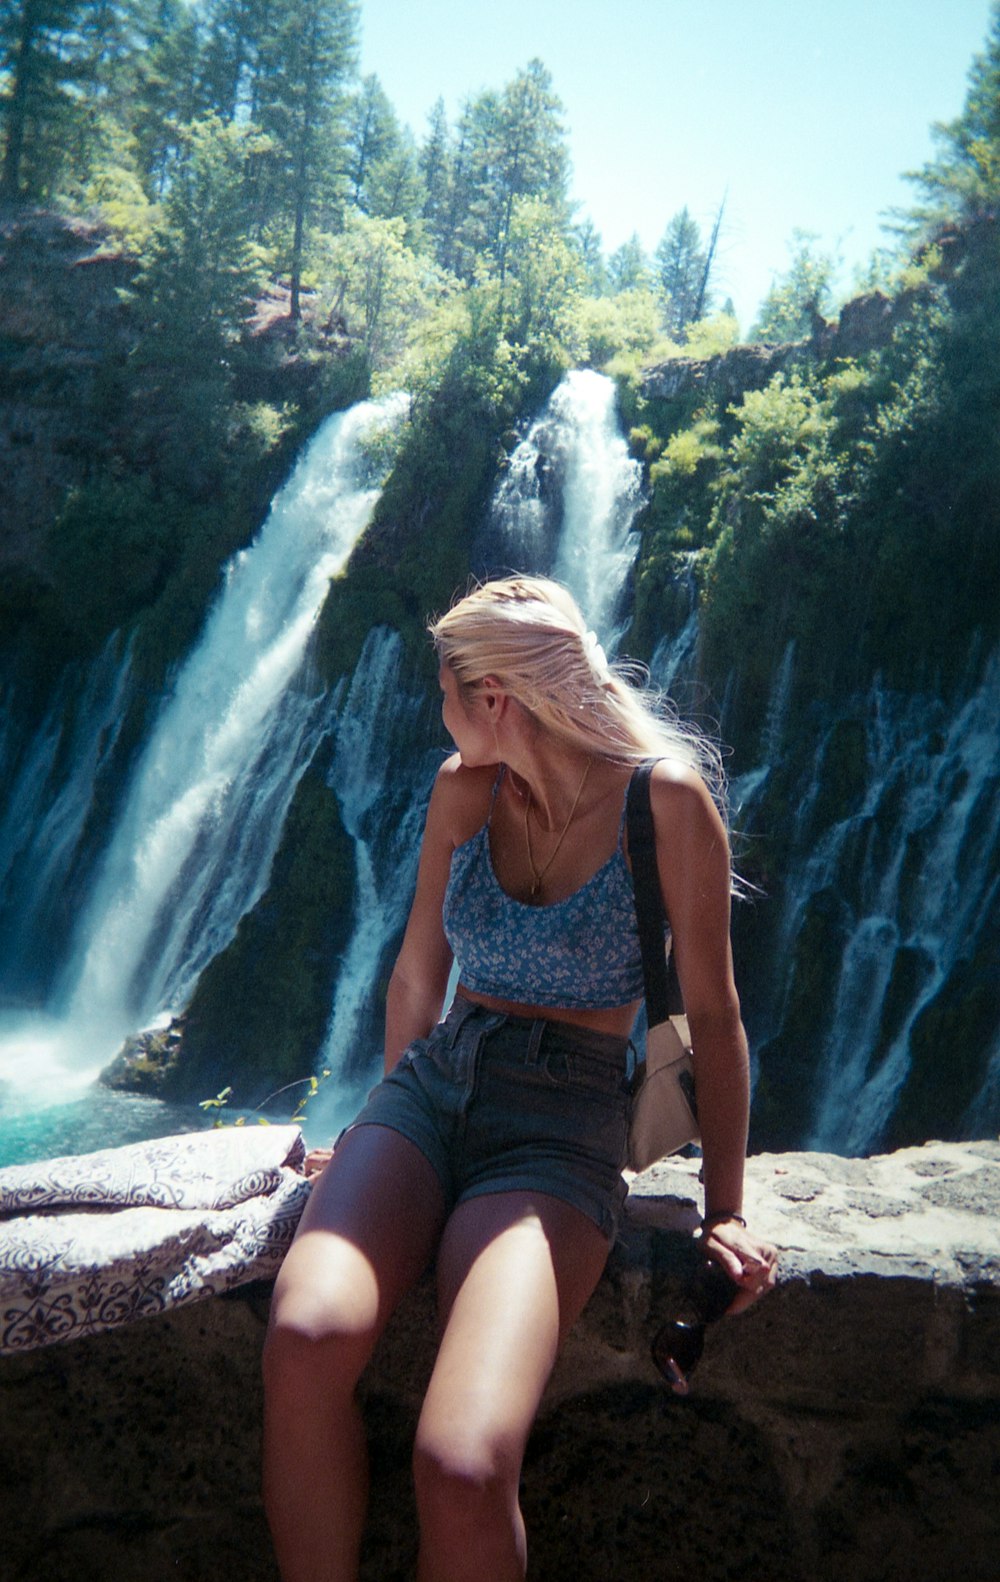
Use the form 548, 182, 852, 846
478, 675, 505, 715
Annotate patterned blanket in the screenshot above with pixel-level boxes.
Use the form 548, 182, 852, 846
0, 1125, 311, 1353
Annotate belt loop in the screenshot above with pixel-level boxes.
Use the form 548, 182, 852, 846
526, 1018, 546, 1066
445, 996, 477, 1047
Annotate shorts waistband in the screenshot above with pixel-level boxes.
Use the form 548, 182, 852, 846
443, 995, 630, 1066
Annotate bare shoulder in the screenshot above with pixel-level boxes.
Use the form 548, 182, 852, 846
646, 759, 736, 999
648, 757, 725, 831
646, 759, 731, 888
429, 754, 498, 846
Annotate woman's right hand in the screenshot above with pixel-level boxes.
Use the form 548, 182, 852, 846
700, 1218, 778, 1314
301, 1146, 334, 1180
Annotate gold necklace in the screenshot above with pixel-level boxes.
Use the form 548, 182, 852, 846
523, 760, 591, 899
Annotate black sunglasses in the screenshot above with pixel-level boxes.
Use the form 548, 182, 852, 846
651, 1260, 738, 1395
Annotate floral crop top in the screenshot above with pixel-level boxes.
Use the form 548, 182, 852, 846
442, 772, 657, 1010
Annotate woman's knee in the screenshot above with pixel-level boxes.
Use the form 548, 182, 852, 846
412, 1419, 520, 1532
262, 1280, 380, 1404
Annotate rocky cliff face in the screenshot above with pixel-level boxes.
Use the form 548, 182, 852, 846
639, 288, 909, 406
1, 1140, 998, 1582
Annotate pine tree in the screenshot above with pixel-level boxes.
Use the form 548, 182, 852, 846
250, 0, 358, 318
752, 231, 835, 343
491, 59, 569, 283
199, 0, 270, 121
345, 72, 398, 207
366, 133, 424, 242
573, 216, 606, 295
419, 96, 452, 261
443, 60, 571, 284
907, 0, 1000, 226
129, 0, 208, 196
253, 0, 356, 317
607, 233, 651, 293
1, 0, 92, 201
141, 111, 267, 346
655, 206, 708, 336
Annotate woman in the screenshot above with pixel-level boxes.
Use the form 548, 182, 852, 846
262, 575, 777, 1582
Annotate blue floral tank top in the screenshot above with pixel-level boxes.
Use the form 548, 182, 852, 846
442, 774, 654, 1010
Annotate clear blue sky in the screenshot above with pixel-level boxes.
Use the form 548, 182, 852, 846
358, 0, 995, 330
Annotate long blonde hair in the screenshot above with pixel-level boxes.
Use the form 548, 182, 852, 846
429, 575, 726, 805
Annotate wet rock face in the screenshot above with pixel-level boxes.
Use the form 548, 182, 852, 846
1, 1140, 998, 1580
99, 1018, 186, 1094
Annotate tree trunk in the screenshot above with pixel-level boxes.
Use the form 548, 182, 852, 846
1, 2, 39, 204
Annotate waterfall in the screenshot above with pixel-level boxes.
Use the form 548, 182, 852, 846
795, 649, 1000, 1152
728, 641, 797, 816
489, 369, 643, 641
6, 358, 995, 1168
648, 553, 703, 710
0, 394, 408, 1113
0, 635, 136, 1001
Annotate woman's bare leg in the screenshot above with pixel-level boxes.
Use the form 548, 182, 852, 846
412, 1191, 610, 1582
262, 1124, 447, 1582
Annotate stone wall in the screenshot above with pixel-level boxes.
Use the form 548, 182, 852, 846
2, 1141, 998, 1582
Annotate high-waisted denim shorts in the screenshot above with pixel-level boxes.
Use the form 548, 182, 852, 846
348, 996, 633, 1241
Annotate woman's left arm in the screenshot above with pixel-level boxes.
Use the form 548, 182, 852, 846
650, 762, 777, 1311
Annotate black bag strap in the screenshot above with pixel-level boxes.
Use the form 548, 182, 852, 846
626, 761, 685, 1028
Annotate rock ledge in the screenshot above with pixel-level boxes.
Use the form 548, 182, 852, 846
1, 1140, 997, 1582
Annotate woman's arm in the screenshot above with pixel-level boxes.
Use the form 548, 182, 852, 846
650, 762, 776, 1309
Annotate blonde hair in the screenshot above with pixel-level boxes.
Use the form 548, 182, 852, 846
429, 575, 726, 805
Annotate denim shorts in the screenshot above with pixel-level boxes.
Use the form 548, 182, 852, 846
348, 997, 633, 1241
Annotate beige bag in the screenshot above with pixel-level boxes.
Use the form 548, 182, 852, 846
626, 1015, 699, 1171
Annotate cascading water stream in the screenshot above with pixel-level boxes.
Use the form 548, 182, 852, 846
489, 368, 643, 639
803, 649, 1000, 1152
728, 640, 797, 816
0, 394, 407, 1131
649, 555, 700, 699
0, 635, 136, 1001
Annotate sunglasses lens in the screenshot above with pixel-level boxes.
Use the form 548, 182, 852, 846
651, 1320, 706, 1392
